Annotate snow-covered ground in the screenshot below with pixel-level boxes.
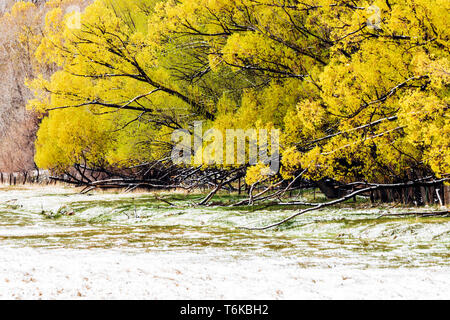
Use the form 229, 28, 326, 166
0, 186, 449, 300
1, 247, 449, 300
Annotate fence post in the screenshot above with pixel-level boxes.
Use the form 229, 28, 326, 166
443, 185, 450, 207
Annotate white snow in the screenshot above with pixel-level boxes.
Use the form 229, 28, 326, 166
0, 247, 449, 300
0, 186, 449, 300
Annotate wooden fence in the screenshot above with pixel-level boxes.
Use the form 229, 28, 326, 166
0, 170, 50, 185
370, 183, 450, 206
1, 170, 449, 206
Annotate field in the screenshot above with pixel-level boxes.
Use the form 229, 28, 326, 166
1, 186, 449, 299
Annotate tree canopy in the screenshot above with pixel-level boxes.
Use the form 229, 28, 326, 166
19, 0, 449, 185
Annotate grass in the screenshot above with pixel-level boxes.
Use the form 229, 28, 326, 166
1, 185, 447, 232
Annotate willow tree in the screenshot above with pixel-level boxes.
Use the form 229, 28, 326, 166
151, 0, 449, 184
28, 0, 255, 173
27, 0, 448, 188
29, 0, 190, 171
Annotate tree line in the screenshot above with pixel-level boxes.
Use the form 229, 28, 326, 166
0, 0, 448, 213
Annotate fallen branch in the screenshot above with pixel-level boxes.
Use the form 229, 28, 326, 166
241, 178, 449, 231
230, 171, 307, 207
198, 170, 242, 205
155, 195, 177, 207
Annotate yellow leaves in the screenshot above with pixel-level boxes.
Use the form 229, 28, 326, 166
293, 100, 328, 140
44, 7, 64, 31
154, 0, 448, 183
221, 32, 297, 75
280, 147, 303, 180
0, 1, 44, 69
26, 0, 213, 172
20, 0, 449, 183
10, 1, 36, 17
34, 108, 114, 171
322, 39, 409, 118
399, 90, 449, 176
320, 62, 361, 117
245, 163, 273, 186
413, 52, 450, 90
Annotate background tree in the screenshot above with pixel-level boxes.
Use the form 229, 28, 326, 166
0, 0, 91, 172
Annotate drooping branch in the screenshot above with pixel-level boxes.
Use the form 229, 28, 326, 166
303, 115, 399, 147
241, 178, 449, 231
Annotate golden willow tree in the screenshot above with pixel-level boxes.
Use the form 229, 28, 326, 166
27, 0, 250, 172
25, 0, 448, 189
